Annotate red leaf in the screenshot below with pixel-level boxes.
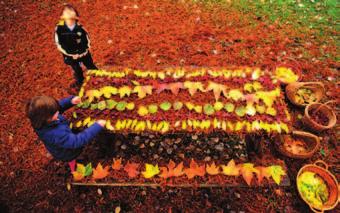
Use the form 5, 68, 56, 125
124, 162, 140, 178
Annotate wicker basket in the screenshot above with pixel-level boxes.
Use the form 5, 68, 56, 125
302, 102, 337, 132
286, 82, 325, 107
275, 131, 320, 159
297, 160, 339, 213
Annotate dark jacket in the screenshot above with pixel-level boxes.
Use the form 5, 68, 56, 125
54, 21, 90, 56
35, 96, 103, 162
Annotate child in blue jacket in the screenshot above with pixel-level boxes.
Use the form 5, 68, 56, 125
26, 95, 106, 171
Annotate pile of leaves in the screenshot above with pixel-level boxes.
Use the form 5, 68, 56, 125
71, 67, 292, 134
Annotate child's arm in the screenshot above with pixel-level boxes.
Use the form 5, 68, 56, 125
57, 122, 104, 149
54, 26, 74, 57
79, 27, 91, 57
58, 96, 76, 113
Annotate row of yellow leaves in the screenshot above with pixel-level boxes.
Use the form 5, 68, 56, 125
73, 117, 290, 134
86, 67, 268, 80
73, 159, 286, 186
86, 67, 296, 83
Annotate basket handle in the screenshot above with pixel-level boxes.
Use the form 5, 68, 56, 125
310, 205, 324, 213
313, 100, 337, 114
314, 160, 329, 170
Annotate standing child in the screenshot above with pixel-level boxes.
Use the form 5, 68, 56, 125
54, 4, 98, 87
26, 95, 106, 171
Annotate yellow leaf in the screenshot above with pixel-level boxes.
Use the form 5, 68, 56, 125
268, 165, 285, 185
138, 106, 149, 116
118, 86, 131, 98
227, 89, 244, 101
133, 85, 153, 99
142, 164, 160, 178
72, 171, 84, 181
206, 162, 220, 175
221, 159, 239, 176
184, 81, 204, 96
105, 120, 114, 131
100, 86, 117, 98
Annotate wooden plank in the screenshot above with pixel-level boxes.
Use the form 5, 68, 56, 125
71, 176, 290, 188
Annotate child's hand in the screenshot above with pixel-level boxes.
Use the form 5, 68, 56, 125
71, 96, 81, 105
96, 120, 106, 127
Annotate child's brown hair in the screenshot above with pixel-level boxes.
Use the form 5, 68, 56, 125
61, 4, 80, 19
26, 96, 60, 129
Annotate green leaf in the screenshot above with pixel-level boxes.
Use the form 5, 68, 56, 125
106, 100, 117, 109
235, 106, 246, 117
320, 148, 326, 157
160, 102, 172, 111
116, 102, 127, 111
148, 104, 158, 114
173, 101, 183, 111
98, 101, 106, 110
81, 100, 90, 109
224, 103, 235, 112
269, 165, 285, 185
90, 103, 98, 110
72, 112, 77, 119
203, 104, 215, 115
84, 163, 93, 177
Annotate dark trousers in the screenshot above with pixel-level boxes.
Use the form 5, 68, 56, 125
64, 52, 98, 84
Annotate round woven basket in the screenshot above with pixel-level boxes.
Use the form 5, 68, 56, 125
297, 160, 339, 213
275, 131, 320, 159
286, 82, 325, 107
302, 102, 336, 132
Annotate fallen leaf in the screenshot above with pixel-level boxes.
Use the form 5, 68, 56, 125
92, 163, 110, 180
268, 165, 285, 185
168, 82, 184, 95
239, 163, 259, 186
221, 159, 239, 176
112, 158, 122, 170
124, 162, 140, 178
159, 160, 184, 179
184, 81, 204, 96
133, 85, 152, 99
206, 162, 220, 175
184, 159, 205, 179
142, 163, 160, 178
255, 166, 271, 184
118, 86, 131, 98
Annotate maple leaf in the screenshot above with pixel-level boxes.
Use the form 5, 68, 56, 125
206, 162, 220, 175
268, 165, 285, 185
221, 159, 239, 176
73, 163, 93, 181
206, 82, 226, 100
155, 83, 168, 94
159, 160, 184, 179
92, 163, 110, 180
239, 163, 259, 186
72, 171, 84, 181
168, 82, 184, 95
85, 90, 102, 103
112, 158, 122, 170
184, 159, 206, 179
124, 162, 140, 178
142, 164, 160, 179
118, 86, 131, 98
133, 85, 152, 99
184, 81, 204, 96
255, 166, 271, 184
100, 86, 117, 98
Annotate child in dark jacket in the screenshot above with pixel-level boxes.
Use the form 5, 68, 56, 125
54, 4, 98, 87
26, 95, 106, 171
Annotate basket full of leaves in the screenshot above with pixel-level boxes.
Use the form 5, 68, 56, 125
285, 82, 325, 107
297, 160, 339, 213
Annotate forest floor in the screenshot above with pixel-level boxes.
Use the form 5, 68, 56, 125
0, 0, 338, 212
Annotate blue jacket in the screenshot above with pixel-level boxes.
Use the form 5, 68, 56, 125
35, 96, 103, 162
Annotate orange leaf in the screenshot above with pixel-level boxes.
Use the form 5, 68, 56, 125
168, 82, 183, 95
124, 162, 140, 178
72, 171, 84, 181
221, 159, 240, 176
206, 162, 220, 175
239, 163, 259, 186
255, 166, 271, 184
92, 163, 110, 180
112, 158, 122, 170
184, 159, 205, 179
159, 160, 184, 179
206, 82, 226, 101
